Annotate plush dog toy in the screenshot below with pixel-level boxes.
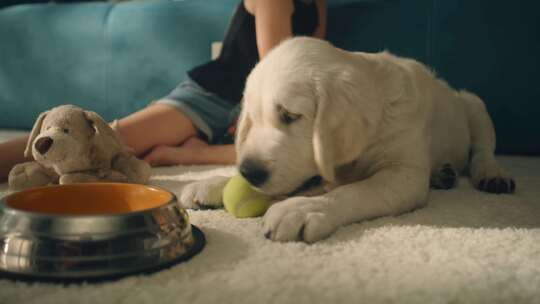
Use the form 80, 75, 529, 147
8, 105, 151, 190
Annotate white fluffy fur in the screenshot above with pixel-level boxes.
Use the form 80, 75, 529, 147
181, 37, 513, 243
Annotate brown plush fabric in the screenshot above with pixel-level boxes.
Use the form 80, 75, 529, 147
8, 105, 150, 190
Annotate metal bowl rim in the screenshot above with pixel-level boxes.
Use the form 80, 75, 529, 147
0, 183, 178, 220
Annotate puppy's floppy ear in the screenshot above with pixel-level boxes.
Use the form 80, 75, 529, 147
24, 111, 49, 158
313, 65, 381, 183
83, 110, 120, 141
235, 99, 252, 157
312, 82, 336, 183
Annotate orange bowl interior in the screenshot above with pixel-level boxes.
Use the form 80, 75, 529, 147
5, 183, 173, 215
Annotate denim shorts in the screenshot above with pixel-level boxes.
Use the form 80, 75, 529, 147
155, 76, 241, 144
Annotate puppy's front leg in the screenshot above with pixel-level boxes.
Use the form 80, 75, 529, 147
180, 176, 231, 209
264, 167, 429, 243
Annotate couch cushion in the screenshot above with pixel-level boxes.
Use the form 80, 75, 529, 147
430, 1, 540, 155
0, 0, 237, 128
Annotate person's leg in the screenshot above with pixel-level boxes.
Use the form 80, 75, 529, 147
0, 135, 31, 181
144, 141, 236, 166
116, 103, 198, 157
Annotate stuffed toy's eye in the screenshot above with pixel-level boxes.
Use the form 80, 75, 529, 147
277, 105, 301, 125
63, 128, 70, 134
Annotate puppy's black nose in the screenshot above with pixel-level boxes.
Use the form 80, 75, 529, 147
239, 159, 269, 187
35, 137, 53, 155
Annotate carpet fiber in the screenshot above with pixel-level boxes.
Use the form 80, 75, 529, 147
0, 130, 539, 303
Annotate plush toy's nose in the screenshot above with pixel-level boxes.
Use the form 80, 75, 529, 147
35, 137, 53, 155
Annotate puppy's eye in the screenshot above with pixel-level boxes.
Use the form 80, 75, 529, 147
63, 128, 70, 134
277, 105, 301, 125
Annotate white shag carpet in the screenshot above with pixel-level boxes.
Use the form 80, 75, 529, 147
0, 130, 539, 304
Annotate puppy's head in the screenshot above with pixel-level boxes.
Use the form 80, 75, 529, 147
26, 105, 102, 167
236, 38, 383, 196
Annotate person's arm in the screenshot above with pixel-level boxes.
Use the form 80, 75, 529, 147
252, 0, 295, 58
313, 0, 327, 39
252, 0, 327, 57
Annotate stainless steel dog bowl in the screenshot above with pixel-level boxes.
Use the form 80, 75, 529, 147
0, 183, 205, 282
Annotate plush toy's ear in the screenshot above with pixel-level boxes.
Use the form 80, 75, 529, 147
83, 110, 120, 141
24, 111, 49, 158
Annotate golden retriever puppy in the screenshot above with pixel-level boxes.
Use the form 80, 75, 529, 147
181, 37, 515, 243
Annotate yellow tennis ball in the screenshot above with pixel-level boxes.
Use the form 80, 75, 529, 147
223, 175, 271, 218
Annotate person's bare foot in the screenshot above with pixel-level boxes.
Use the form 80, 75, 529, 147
143, 137, 208, 166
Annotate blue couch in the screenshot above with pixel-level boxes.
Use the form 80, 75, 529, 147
0, 0, 538, 154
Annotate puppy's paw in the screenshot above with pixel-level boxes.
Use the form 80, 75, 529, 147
430, 163, 457, 190
179, 176, 229, 209
470, 157, 515, 194
263, 197, 337, 243
477, 177, 516, 194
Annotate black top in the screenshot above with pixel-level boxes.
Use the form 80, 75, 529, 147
187, 0, 319, 104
